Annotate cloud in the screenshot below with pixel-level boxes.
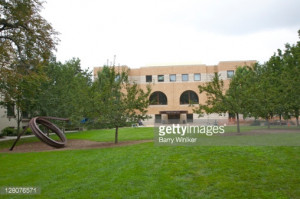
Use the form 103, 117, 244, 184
41, 0, 300, 70
160, 0, 300, 35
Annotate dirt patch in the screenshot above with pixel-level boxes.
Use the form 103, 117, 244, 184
0, 139, 153, 153
220, 128, 300, 136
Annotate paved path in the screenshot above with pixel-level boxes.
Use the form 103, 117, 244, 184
0, 135, 34, 142
0, 131, 79, 142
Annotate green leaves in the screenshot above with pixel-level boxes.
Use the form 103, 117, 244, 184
90, 66, 151, 143
194, 30, 300, 129
0, 0, 58, 68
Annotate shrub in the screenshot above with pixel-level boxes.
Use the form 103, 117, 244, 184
1, 127, 15, 136
24, 128, 33, 135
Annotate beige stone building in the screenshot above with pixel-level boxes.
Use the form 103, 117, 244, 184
94, 60, 256, 125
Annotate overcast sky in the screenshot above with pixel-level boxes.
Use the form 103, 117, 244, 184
41, 0, 300, 70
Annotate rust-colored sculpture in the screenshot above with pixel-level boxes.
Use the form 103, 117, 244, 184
10, 116, 69, 151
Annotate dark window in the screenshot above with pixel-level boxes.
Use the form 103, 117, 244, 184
146, 75, 152, 82
169, 74, 176, 82
182, 74, 188, 81
180, 90, 199, 104
228, 112, 235, 119
149, 91, 167, 105
158, 75, 164, 82
194, 73, 201, 81
155, 114, 162, 123
187, 114, 193, 123
22, 111, 28, 119
227, 70, 234, 78
7, 103, 15, 117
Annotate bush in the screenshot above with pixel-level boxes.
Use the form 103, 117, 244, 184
24, 128, 33, 135
1, 127, 15, 136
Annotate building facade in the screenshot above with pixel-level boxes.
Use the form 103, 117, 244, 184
94, 60, 256, 125
0, 95, 29, 132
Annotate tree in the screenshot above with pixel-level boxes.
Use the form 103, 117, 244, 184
195, 30, 300, 130
247, 63, 279, 128
281, 41, 300, 126
0, 64, 46, 133
90, 66, 151, 143
0, 0, 58, 68
225, 67, 256, 132
34, 58, 92, 125
194, 68, 252, 133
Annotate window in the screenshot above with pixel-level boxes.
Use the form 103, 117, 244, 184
146, 75, 152, 82
182, 74, 188, 81
170, 74, 176, 82
155, 114, 162, 123
149, 91, 167, 105
187, 114, 193, 123
7, 103, 15, 117
194, 73, 201, 81
115, 75, 120, 82
180, 90, 199, 104
158, 75, 164, 82
22, 111, 28, 119
227, 70, 234, 78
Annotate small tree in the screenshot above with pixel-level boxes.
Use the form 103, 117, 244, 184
0, 64, 46, 133
194, 68, 252, 133
91, 66, 151, 143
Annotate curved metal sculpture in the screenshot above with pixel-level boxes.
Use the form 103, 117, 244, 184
10, 116, 69, 151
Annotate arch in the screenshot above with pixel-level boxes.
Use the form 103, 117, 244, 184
180, 90, 199, 104
149, 91, 167, 105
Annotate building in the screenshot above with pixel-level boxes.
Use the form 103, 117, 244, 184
94, 60, 256, 125
0, 94, 29, 132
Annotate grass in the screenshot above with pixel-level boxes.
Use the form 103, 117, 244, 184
0, 126, 299, 198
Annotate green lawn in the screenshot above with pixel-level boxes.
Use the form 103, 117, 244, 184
0, 127, 299, 198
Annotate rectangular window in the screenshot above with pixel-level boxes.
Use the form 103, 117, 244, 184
146, 75, 152, 82
169, 74, 176, 82
158, 75, 164, 82
182, 74, 188, 81
22, 111, 28, 119
155, 114, 162, 123
187, 114, 193, 123
194, 73, 201, 81
7, 103, 15, 117
227, 70, 234, 78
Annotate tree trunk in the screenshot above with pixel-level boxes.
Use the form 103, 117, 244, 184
279, 114, 282, 126
115, 126, 119, 144
16, 107, 21, 134
295, 109, 299, 127
266, 117, 270, 129
236, 113, 240, 133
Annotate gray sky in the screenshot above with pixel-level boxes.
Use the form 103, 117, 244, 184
41, 0, 300, 70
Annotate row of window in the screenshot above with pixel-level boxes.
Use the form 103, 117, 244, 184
146, 70, 235, 83
4, 103, 28, 118
149, 91, 199, 105
146, 73, 201, 83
